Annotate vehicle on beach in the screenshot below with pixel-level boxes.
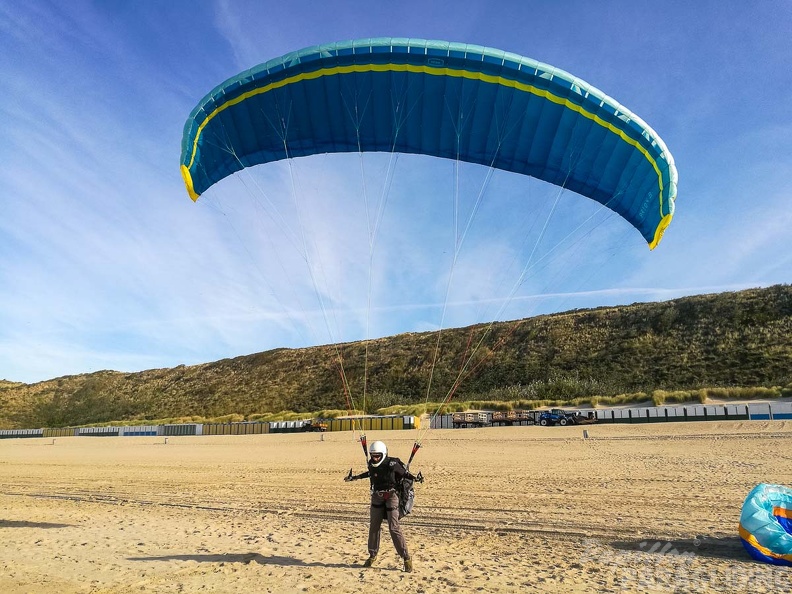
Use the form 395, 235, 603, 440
301, 420, 328, 432
571, 411, 598, 425
539, 409, 580, 426
537, 409, 598, 426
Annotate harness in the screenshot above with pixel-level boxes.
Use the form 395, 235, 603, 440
371, 488, 398, 511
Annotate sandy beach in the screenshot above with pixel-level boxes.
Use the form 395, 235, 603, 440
1, 421, 791, 593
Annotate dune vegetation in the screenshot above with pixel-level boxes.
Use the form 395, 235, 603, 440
1, 285, 790, 429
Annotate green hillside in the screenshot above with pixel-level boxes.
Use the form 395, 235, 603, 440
1, 285, 790, 429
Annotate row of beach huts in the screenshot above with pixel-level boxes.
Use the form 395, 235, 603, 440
1, 402, 791, 440
430, 401, 792, 428
0, 415, 419, 439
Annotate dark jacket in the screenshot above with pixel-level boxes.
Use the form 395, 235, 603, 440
357, 456, 415, 491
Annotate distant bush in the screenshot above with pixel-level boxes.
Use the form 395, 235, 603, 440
364, 390, 404, 414
698, 386, 782, 401
594, 392, 649, 406
208, 414, 245, 423
652, 390, 693, 405
376, 404, 427, 417
425, 402, 466, 415
246, 411, 304, 422
247, 413, 276, 422
245, 409, 366, 421
470, 400, 513, 411
314, 409, 364, 419
419, 401, 467, 414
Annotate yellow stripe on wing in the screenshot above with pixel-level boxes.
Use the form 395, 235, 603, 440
184, 63, 671, 239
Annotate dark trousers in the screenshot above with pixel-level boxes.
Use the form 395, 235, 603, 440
368, 491, 409, 559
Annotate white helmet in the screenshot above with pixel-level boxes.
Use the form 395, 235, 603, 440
369, 441, 387, 467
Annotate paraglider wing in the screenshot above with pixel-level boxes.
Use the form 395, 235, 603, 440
739, 483, 792, 566
181, 38, 677, 248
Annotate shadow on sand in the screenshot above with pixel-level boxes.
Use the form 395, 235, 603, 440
610, 536, 748, 562
0, 520, 73, 529
127, 552, 368, 569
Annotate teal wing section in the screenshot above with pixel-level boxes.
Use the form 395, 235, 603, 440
739, 483, 792, 566
181, 38, 677, 248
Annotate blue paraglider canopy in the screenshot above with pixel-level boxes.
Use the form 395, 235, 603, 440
181, 38, 677, 249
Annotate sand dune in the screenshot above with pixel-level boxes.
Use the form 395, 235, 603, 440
1, 421, 791, 592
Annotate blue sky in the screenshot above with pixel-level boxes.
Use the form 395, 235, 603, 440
1, 1, 790, 384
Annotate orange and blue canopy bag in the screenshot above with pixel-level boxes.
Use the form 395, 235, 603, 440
740, 483, 792, 566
